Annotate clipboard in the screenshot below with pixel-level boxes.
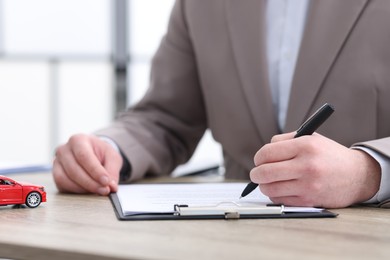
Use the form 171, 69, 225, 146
109, 192, 337, 220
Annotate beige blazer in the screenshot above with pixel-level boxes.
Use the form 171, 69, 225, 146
97, 0, 390, 183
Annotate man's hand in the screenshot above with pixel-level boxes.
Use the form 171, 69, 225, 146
250, 132, 381, 208
53, 134, 123, 195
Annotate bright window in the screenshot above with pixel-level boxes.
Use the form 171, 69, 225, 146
0, 0, 222, 172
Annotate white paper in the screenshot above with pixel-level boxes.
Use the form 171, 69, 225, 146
116, 183, 323, 216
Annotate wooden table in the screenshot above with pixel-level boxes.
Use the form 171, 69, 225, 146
1, 173, 390, 260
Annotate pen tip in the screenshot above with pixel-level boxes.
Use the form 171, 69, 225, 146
239, 196, 242, 199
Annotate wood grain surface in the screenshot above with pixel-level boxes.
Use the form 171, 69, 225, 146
0, 173, 389, 260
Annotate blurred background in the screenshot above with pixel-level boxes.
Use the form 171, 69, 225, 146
0, 0, 222, 173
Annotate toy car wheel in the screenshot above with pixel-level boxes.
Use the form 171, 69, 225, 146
25, 192, 42, 208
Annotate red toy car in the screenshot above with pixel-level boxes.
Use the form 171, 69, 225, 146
0, 175, 46, 208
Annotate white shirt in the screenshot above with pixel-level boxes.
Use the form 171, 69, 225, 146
265, 0, 389, 203
266, 0, 309, 130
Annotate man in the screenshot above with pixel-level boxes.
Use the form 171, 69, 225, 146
53, 0, 390, 208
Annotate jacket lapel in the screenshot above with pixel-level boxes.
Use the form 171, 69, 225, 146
225, 0, 279, 144
285, 0, 370, 131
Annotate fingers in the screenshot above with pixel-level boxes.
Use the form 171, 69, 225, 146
250, 160, 303, 184
250, 133, 326, 207
53, 157, 110, 194
53, 134, 122, 195
250, 133, 372, 208
101, 143, 122, 193
54, 142, 110, 195
69, 135, 111, 186
259, 180, 301, 198
52, 158, 88, 194
254, 133, 321, 166
254, 131, 298, 167
254, 138, 298, 166
258, 179, 323, 207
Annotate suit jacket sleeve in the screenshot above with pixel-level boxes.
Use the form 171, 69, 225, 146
96, 1, 206, 182
354, 138, 390, 159
353, 138, 390, 206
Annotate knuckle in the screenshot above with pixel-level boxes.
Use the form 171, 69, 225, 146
301, 137, 317, 152
307, 141, 318, 153
55, 145, 66, 157
270, 133, 285, 143
69, 133, 87, 146
250, 166, 264, 184
270, 135, 279, 143
74, 148, 89, 162
308, 181, 323, 194
89, 164, 103, 176
68, 135, 79, 145
303, 160, 321, 176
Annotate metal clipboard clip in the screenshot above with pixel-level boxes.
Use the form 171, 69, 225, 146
174, 202, 283, 219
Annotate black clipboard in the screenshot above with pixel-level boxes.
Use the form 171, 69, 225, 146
109, 193, 338, 220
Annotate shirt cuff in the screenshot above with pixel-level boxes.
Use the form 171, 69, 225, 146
99, 136, 120, 153
353, 146, 390, 204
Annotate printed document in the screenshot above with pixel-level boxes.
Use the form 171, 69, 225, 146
116, 183, 323, 216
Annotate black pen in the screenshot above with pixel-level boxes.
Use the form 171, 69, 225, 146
239, 103, 335, 199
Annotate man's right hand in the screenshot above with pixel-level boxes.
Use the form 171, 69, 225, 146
53, 134, 123, 195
